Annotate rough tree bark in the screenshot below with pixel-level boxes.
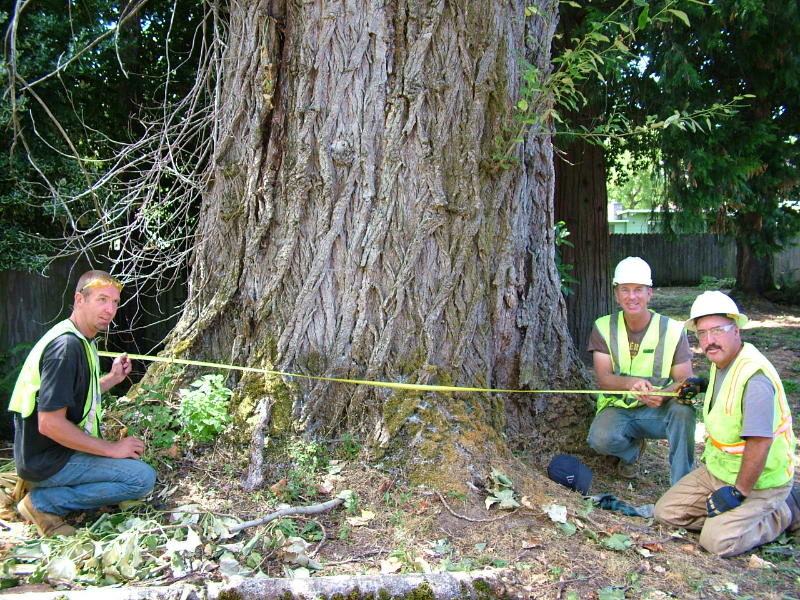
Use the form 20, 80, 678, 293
157, 0, 592, 488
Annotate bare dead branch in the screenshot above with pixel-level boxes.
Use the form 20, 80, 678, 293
229, 498, 344, 533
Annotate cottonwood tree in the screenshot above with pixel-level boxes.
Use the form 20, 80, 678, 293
7, 0, 594, 487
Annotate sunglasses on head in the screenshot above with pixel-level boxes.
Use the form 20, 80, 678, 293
81, 277, 123, 292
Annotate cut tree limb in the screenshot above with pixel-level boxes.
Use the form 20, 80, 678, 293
211, 569, 515, 599
229, 497, 343, 533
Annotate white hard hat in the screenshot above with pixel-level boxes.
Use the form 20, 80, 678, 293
684, 291, 749, 331
612, 257, 653, 286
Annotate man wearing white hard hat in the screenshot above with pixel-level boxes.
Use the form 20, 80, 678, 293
655, 291, 799, 557
587, 257, 697, 485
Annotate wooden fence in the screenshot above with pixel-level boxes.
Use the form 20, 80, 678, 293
610, 234, 800, 287
0, 257, 188, 360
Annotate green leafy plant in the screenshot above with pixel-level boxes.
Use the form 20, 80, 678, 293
0, 342, 33, 438
783, 379, 799, 396
603, 533, 633, 551
485, 468, 521, 510
275, 518, 298, 537
338, 433, 360, 459
178, 374, 232, 445
118, 369, 181, 454
282, 438, 329, 501
492, 0, 753, 170
555, 221, 579, 296
699, 275, 736, 290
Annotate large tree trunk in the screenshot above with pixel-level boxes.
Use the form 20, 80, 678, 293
733, 237, 775, 296
158, 0, 592, 488
554, 136, 612, 365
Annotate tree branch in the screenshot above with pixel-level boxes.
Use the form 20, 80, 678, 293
229, 498, 344, 533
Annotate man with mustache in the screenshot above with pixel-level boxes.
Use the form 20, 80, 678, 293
588, 257, 697, 485
9, 270, 156, 537
655, 291, 799, 556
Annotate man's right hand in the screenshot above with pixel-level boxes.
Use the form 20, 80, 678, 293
112, 436, 145, 460
629, 379, 666, 407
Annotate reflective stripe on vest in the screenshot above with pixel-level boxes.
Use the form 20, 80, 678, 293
595, 311, 684, 412
703, 343, 795, 489
8, 319, 102, 437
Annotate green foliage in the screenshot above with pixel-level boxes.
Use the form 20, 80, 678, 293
0, 342, 32, 400
1, 0, 206, 270
783, 379, 799, 396
772, 270, 800, 305
626, 0, 800, 276
603, 533, 633, 551
178, 374, 232, 445
337, 433, 360, 459
699, 275, 736, 291
117, 370, 180, 454
555, 220, 579, 296
116, 371, 231, 454
0, 227, 53, 273
0, 343, 33, 437
485, 468, 520, 510
1, 503, 238, 587
280, 437, 329, 501
597, 587, 626, 600
276, 518, 298, 537
607, 150, 665, 211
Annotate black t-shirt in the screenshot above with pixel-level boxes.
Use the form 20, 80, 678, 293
13, 333, 91, 482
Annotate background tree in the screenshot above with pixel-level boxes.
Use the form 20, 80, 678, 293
634, 0, 800, 296
5, 0, 595, 487
0, 0, 203, 275
552, 0, 684, 360
554, 0, 799, 352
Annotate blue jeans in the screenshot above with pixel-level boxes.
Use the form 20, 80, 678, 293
29, 452, 156, 515
587, 400, 696, 486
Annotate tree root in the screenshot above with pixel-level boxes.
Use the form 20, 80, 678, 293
240, 397, 272, 492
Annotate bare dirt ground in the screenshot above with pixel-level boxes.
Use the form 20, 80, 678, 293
1, 288, 798, 599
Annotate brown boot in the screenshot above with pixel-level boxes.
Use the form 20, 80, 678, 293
617, 439, 647, 480
17, 494, 76, 538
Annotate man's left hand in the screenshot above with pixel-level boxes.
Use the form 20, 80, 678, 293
706, 486, 746, 518
676, 377, 708, 405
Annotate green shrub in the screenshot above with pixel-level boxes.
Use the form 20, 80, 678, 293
699, 275, 736, 290
178, 374, 232, 445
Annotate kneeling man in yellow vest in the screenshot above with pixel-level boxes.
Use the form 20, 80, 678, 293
9, 270, 156, 538
655, 291, 800, 557
588, 257, 697, 485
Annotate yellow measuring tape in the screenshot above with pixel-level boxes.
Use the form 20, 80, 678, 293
98, 351, 678, 396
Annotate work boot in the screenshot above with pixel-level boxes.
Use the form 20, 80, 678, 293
617, 439, 647, 480
17, 494, 76, 538
785, 483, 800, 535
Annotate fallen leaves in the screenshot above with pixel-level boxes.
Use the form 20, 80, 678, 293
345, 510, 375, 527
748, 554, 774, 569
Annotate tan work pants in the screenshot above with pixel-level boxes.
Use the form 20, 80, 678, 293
655, 464, 793, 557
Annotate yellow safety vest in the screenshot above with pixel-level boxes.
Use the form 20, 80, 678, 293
8, 319, 102, 437
594, 311, 685, 412
702, 343, 795, 489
